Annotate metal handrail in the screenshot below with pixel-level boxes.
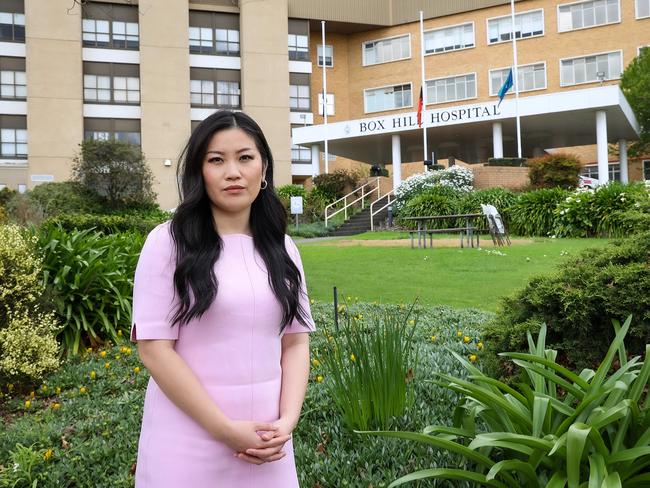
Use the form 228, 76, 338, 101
324, 177, 381, 227
369, 190, 395, 231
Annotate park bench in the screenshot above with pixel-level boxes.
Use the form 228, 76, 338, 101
402, 213, 483, 249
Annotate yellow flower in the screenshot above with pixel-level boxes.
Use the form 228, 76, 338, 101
52, 403, 61, 410
100, 351, 107, 358
350, 353, 356, 362
337, 304, 347, 313
79, 386, 87, 395
463, 336, 471, 344
117, 330, 123, 337
133, 366, 141, 374
105, 362, 111, 369
430, 335, 437, 343
114, 354, 121, 360
43, 449, 53, 461
41, 385, 48, 393
90, 371, 96, 380
456, 331, 463, 338
469, 354, 478, 363
316, 375, 324, 383
55, 387, 61, 395
86, 347, 93, 353
29, 391, 35, 398
310, 298, 314, 305
311, 358, 320, 367
409, 319, 415, 325
477, 342, 484, 350
125, 347, 132, 355
120, 346, 127, 354
346, 296, 351, 301
7, 383, 13, 392
24, 400, 31, 409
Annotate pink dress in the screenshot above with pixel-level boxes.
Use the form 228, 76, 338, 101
130, 222, 315, 487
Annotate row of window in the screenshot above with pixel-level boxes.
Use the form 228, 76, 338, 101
363, 50, 624, 113
362, 0, 649, 67
581, 161, 650, 181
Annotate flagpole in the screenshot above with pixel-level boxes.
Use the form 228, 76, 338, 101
510, 0, 522, 158
419, 10, 427, 169
321, 20, 329, 173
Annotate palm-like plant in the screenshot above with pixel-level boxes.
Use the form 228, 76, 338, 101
362, 317, 650, 487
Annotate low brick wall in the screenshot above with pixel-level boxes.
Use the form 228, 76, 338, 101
471, 165, 529, 190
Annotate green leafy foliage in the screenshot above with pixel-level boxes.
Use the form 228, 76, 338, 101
40, 211, 171, 236
319, 305, 420, 431
312, 169, 361, 201
24, 182, 104, 217
484, 231, 650, 371
38, 227, 144, 355
397, 186, 463, 229
620, 47, 650, 157
509, 188, 571, 236
72, 139, 156, 209
363, 318, 650, 488
527, 153, 582, 190
276, 184, 306, 199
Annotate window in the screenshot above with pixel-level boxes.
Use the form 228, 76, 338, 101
0, 128, 27, 157
0, 12, 25, 42
216, 29, 239, 55
111, 21, 139, 49
643, 160, 650, 180
0, 71, 26, 99
317, 93, 335, 116
424, 23, 474, 54
83, 75, 112, 102
560, 51, 622, 86
189, 27, 214, 54
582, 164, 621, 181
317, 44, 333, 67
291, 125, 311, 163
113, 76, 140, 103
487, 9, 544, 44
216, 81, 240, 108
363, 35, 410, 66
426, 74, 476, 104
558, 0, 620, 31
190, 79, 214, 106
83, 62, 140, 104
364, 83, 412, 113
290, 85, 310, 111
638, 0, 650, 18
288, 34, 309, 61
189, 11, 239, 56
82, 3, 139, 49
489, 63, 546, 95
84, 118, 141, 146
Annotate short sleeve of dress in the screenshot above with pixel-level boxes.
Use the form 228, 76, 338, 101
130, 222, 179, 342
283, 235, 316, 334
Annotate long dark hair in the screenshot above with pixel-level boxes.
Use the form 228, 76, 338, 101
170, 110, 309, 331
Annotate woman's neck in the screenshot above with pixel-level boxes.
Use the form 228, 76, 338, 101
211, 207, 252, 236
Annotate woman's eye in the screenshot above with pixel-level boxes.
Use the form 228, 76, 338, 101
207, 157, 222, 164
240, 154, 253, 161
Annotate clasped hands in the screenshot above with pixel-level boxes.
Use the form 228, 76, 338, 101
223, 418, 293, 465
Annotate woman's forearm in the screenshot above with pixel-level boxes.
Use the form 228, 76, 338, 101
279, 333, 311, 430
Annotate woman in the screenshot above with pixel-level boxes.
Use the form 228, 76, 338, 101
130, 110, 315, 487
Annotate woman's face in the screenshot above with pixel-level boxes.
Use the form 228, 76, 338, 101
201, 127, 266, 218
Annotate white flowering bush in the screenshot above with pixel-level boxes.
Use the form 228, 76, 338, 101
394, 166, 473, 213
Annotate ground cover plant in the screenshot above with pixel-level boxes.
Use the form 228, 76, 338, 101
364, 318, 650, 488
0, 302, 490, 488
298, 237, 609, 311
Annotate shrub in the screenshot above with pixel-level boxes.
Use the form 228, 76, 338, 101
72, 139, 156, 209
0, 310, 60, 382
25, 181, 104, 218
484, 230, 650, 371
302, 190, 330, 223
276, 184, 306, 199
287, 221, 335, 238
509, 188, 570, 236
527, 152, 582, 189
320, 305, 420, 430
40, 211, 170, 236
487, 157, 526, 167
394, 168, 473, 214
366, 319, 650, 487
397, 186, 463, 229
39, 227, 145, 355
554, 182, 650, 237
312, 169, 361, 201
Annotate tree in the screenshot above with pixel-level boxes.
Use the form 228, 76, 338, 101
527, 152, 581, 189
72, 139, 156, 209
620, 47, 650, 157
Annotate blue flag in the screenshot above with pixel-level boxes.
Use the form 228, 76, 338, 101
498, 69, 514, 107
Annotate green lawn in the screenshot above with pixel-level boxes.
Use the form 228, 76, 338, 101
298, 236, 610, 311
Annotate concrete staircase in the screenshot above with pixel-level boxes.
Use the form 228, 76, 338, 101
329, 206, 390, 237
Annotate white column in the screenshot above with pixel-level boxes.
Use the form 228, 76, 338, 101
310, 145, 320, 178
596, 110, 609, 184
492, 122, 503, 159
619, 139, 628, 184
391, 134, 402, 190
